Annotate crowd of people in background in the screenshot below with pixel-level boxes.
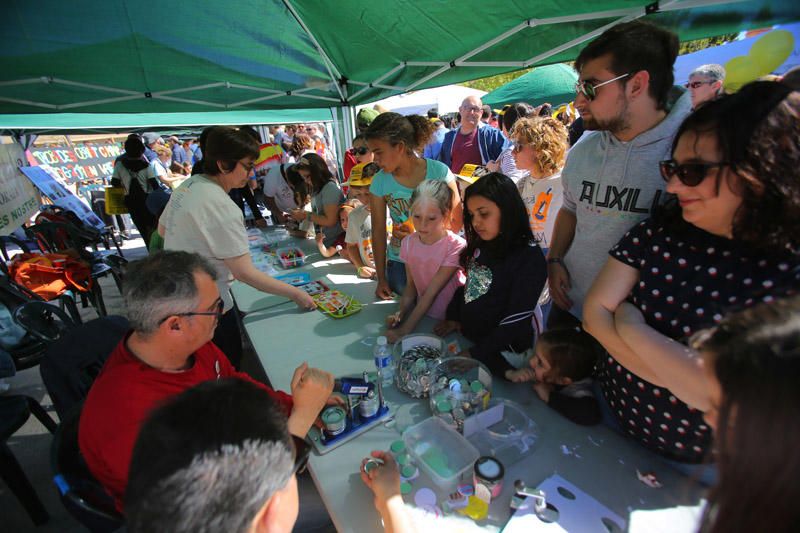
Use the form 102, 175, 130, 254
65, 17, 800, 533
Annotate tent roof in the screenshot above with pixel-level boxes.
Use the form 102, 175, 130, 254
0, 0, 797, 117
482, 64, 579, 108
0, 108, 332, 135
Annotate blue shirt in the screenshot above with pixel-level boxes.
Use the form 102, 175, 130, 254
423, 127, 448, 160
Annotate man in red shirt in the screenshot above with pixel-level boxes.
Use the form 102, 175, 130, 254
78, 251, 334, 510
439, 96, 506, 174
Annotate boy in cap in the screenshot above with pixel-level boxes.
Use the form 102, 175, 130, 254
344, 162, 380, 278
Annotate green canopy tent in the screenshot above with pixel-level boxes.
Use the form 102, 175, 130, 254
482, 64, 579, 108
0, 0, 797, 148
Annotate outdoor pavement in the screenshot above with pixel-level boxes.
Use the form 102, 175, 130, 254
2, 231, 333, 532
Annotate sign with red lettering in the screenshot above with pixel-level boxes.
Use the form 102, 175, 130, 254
27, 142, 123, 183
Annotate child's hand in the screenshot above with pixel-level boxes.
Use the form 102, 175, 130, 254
290, 208, 307, 222
433, 319, 460, 336
505, 368, 536, 383
533, 382, 554, 403
360, 451, 401, 510
391, 222, 413, 242
357, 266, 376, 279
385, 327, 406, 345
385, 311, 402, 329
315, 232, 324, 243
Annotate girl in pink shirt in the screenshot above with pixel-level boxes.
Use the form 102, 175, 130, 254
385, 180, 465, 343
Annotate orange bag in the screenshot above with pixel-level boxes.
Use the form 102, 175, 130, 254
8, 253, 93, 300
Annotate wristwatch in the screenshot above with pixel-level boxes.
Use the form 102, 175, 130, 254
547, 257, 565, 266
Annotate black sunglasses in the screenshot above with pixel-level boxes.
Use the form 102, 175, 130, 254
574, 72, 630, 101
352, 147, 369, 156
158, 299, 225, 325
659, 160, 729, 187
291, 435, 311, 475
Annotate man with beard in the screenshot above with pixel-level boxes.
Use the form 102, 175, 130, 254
545, 20, 691, 328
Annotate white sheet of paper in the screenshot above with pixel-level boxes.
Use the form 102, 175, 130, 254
628, 502, 705, 533
502, 475, 626, 533
326, 273, 373, 285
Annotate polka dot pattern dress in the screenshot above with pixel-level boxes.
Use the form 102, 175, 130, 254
599, 218, 800, 463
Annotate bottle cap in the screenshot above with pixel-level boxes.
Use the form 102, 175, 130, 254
377, 336, 388, 346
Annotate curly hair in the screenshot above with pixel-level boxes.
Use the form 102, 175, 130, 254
667, 81, 800, 252
509, 116, 569, 175
364, 112, 435, 153
290, 133, 314, 157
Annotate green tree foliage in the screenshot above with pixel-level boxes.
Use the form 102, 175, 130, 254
459, 33, 739, 93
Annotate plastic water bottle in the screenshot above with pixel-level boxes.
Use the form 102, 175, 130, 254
374, 336, 394, 387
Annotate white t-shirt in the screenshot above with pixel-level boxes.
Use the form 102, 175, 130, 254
517, 171, 563, 251
517, 171, 563, 306
344, 205, 373, 267
262, 164, 297, 213
161, 174, 249, 312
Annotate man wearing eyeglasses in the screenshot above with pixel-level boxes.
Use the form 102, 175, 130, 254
686, 64, 726, 109
79, 251, 335, 512
438, 95, 506, 174
546, 20, 691, 328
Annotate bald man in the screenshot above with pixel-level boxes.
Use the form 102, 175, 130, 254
438, 95, 506, 174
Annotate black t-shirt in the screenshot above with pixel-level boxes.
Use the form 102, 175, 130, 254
600, 217, 799, 462
446, 242, 546, 376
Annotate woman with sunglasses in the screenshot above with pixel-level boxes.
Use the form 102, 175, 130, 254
583, 82, 800, 476
161, 126, 316, 369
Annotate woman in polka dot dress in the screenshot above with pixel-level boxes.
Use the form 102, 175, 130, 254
583, 82, 800, 465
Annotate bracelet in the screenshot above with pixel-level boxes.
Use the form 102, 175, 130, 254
547, 257, 565, 266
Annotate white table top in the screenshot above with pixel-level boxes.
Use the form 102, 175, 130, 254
237, 230, 705, 532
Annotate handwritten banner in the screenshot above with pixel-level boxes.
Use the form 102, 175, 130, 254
0, 143, 40, 236
27, 142, 123, 183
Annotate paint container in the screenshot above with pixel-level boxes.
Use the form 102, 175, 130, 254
321, 406, 346, 437
473, 456, 504, 503
359, 390, 379, 418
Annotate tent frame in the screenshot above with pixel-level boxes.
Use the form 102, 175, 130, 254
0, 0, 762, 120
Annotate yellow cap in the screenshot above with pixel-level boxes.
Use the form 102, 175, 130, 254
344, 162, 374, 187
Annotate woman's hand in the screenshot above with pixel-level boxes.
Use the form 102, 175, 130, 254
292, 289, 317, 310
360, 450, 401, 509
291, 208, 308, 222
485, 159, 500, 172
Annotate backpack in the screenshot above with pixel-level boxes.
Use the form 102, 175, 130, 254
8, 253, 93, 300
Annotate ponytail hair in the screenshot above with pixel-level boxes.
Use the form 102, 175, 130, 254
365, 112, 435, 153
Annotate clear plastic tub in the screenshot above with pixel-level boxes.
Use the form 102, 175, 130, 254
403, 417, 479, 492
464, 399, 539, 466
427, 357, 492, 433
393, 333, 445, 398
277, 247, 305, 268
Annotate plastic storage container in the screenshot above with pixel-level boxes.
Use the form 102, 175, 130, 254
463, 399, 539, 466
277, 247, 305, 268
427, 357, 492, 433
403, 417, 479, 492
393, 333, 445, 398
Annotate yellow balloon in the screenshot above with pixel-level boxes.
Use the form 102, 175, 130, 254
724, 55, 763, 92
749, 30, 794, 73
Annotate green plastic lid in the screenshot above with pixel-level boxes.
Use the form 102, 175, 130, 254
470, 380, 484, 393
401, 465, 417, 478
390, 440, 406, 454
436, 399, 453, 413
396, 453, 411, 466
400, 481, 412, 495
321, 407, 345, 424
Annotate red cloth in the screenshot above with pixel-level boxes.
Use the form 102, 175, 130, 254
449, 128, 481, 174
343, 149, 357, 180
78, 334, 293, 510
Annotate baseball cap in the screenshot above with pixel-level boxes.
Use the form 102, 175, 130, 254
343, 163, 374, 187
356, 108, 380, 130
142, 132, 163, 145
